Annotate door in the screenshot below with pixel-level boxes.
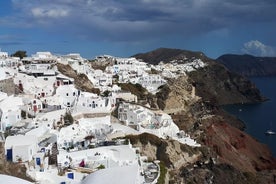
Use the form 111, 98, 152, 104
36, 157, 41, 166
6, 149, 12, 161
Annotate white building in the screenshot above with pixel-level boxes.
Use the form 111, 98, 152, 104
118, 103, 154, 126
82, 164, 142, 184
57, 116, 112, 150
55, 85, 78, 108
14, 73, 56, 97
0, 174, 33, 184
75, 92, 111, 113
0, 56, 20, 67
0, 95, 23, 131
5, 135, 39, 162
32, 52, 57, 62
135, 74, 166, 94
57, 144, 139, 169
55, 73, 74, 86
88, 69, 112, 87
21, 63, 56, 76
21, 52, 57, 64
28, 98, 44, 114
0, 51, 8, 58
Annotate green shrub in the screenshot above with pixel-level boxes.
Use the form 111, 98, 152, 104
97, 164, 105, 170
157, 161, 167, 184
64, 112, 74, 125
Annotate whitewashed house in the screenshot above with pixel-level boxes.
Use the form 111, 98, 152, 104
87, 69, 112, 88
22, 63, 56, 76
5, 135, 39, 162
110, 84, 138, 105
14, 73, 56, 97
0, 67, 8, 80
75, 92, 111, 113
117, 103, 200, 146
57, 144, 138, 170
0, 57, 20, 67
29, 98, 43, 114
55, 73, 74, 86
118, 103, 153, 126
57, 116, 111, 150
31, 52, 57, 63
56, 53, 86, 66
111, 90, 138, 105
55, 85, 78, 108
135, 74, 166, 94
0, 51, 8, 58
0, 95, 23, 131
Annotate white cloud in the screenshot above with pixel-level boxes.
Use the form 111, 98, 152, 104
242, 40, 276, 57
31, 7, 69, 18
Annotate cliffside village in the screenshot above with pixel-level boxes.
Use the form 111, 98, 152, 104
0, 51, 205, 184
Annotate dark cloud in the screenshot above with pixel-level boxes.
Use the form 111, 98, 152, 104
4, 0, 276, 43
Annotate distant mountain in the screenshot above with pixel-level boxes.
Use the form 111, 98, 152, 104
216, 54, 276, 77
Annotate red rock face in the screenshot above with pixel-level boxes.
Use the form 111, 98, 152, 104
203, 121, 276, 173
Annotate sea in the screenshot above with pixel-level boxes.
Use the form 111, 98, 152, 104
223, 76, 276, 157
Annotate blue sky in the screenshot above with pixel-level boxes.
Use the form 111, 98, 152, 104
0, 0, 276, 59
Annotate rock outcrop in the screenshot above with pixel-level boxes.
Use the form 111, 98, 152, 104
57, 63, 100, 94
126, 133, 203, 183
200, 117, 276, 173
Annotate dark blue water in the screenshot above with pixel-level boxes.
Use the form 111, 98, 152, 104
223, 77, 276, 157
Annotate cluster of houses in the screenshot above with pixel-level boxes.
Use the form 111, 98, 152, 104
0, 50, 204, 184
152, 58, 207, 78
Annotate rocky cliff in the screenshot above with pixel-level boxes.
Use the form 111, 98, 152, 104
187, 60, 266, 105
216, 54, 276, 77
133, 48, 276, 184
134, 48, 266, 106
